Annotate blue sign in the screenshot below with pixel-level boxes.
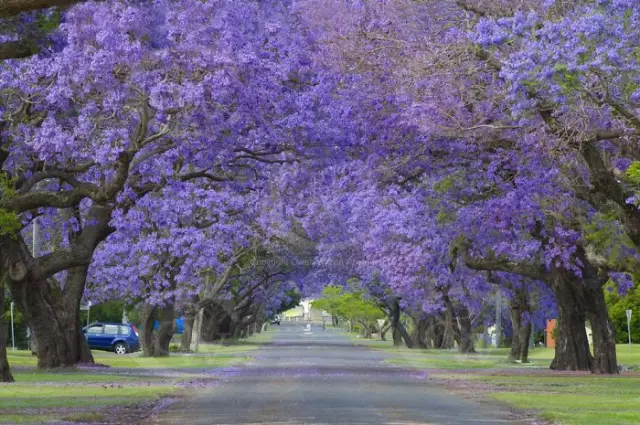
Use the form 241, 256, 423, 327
153, 317, 185, 334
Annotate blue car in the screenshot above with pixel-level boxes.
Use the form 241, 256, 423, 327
83, 322, 140, 354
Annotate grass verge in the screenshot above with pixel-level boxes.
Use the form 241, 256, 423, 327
382, 345, 640, 425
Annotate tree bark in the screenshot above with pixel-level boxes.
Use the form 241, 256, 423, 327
181, 313, 195, 352
412, 317, 428, 349
456, 305, 476, 353
508, 288, 531, 363
0, 0, 86, 18
440, 299, 457, 349
584, 284, 618, 374
153, 303, 176, 357
549, 270, 593, 371
8, 268, 94, 368
379, 319, 390, 341
0, 286, 14, 382
1, 204, 110, 369
425, 316, 436, 348
140, 303, 157, 357
390, 302, 402, 346
189, 307, 204, 352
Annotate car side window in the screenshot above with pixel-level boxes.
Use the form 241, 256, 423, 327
87, 325, 103, 334
104, 325, 119, 335
118, 326, 130, 335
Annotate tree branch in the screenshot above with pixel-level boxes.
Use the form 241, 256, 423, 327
0, 0, 85, 18
0, 41, 32, 60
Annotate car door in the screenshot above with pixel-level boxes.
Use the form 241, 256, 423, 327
102, 324, 120, 349
85, 324, 104, 349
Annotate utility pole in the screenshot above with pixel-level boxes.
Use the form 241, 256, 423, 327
495, 290, 502, 348
627, 310, 633, 353
10, 302, 15, 351
30, 213, 40, 355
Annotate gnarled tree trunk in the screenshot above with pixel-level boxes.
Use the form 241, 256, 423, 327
456, 305, 476, 353
0, 286, 14, 382
425, 316, 436, 348
412, 317, 428, 349
379, 319, 390, 341
9, 268, 94, 368
153, 303, 176, 357
388, 298, 413, 348
140, 303, 157, 357
550, 270, 592, 371
440, 299, 457, 349
508, 288, 531, 363
1, 205, 110, 369
585, 284, 618, 374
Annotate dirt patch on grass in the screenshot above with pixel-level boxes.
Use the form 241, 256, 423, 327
426, 374, 556, 425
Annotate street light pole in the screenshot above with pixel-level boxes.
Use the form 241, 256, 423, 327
495, 290, 502, 348
626, 310, 633, 353
10, 301, 15, 351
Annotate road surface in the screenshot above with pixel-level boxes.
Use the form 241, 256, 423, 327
154, 322, 516, 425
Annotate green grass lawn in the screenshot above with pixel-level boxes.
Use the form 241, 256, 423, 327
6, 349, 249, 369
435, 373, 640, 425
382, 344, 640, 370
0, 330, 277, 424
381, 344, 640, 425
0, 384, 176, 409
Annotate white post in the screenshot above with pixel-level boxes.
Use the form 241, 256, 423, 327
10, 301, 15, 351
86, 301, 92, 327
626, 310, 633, 353
495, 290, 502, 348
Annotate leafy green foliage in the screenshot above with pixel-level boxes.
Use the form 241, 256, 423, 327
625, 162, 640, 186
605, 280, 640, 344
0, 209, 21, 236
274, 289, 301, 316
312, 285, 384, 335
584, 213, 637, 271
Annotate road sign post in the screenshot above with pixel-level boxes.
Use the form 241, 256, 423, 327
626, 310, 633, 353
81, 301, 92, 327
10, 301, 15, 351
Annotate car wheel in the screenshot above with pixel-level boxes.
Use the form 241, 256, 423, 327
114, 342, 128, 355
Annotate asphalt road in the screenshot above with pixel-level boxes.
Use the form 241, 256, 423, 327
154, 322, 516, 425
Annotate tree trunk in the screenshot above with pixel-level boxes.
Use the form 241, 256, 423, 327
456, 305, 476, 353
380, 319, 390, 341
440, 308, 456, 349
140, 303, 157, 357
181, 313, 195, 352
9, 268, 94, 368
584, 284, 618, 374
508, 288, 531, 363
190, 307, 204, 352
425, 316, 436, 348
0, 286, 14, 382
413, 317, 428, 349
1, 206, 110, 369
153, 303, 176, 357
389, 301, 403, 346
549, 271, 593, 371
201, 305, 224, 342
